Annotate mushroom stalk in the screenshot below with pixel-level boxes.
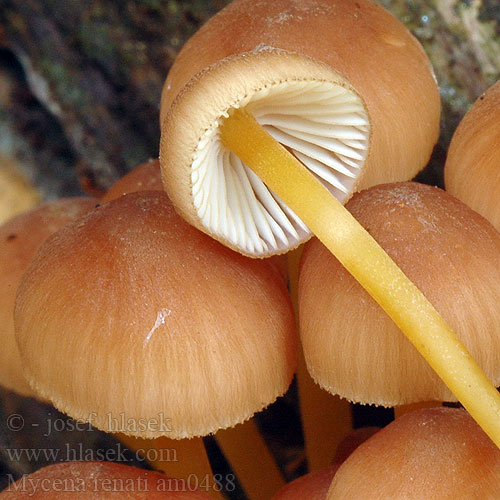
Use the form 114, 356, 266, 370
220, 108, 500, 449
216, 420, 285, 498
288, 248, 353, 471
116, 434, 225, 500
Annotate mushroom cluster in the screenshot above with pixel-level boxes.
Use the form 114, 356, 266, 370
3, 0, 500, 498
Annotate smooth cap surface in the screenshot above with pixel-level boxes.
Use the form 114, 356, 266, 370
15, 191, 297, 438
445, 79, 500, 232
0, 461, 213, 499
300, 182, 500, 405
327, 407, 500, 499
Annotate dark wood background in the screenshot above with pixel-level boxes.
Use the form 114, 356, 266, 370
1, 0, 499, 199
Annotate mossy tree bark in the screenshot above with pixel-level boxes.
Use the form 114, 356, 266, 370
1, 0, 499, 197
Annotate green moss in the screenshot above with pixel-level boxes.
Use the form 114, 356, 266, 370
5, 12, 27, 35
479, 0, 500, 35
136, 0, 164, 9
78, 21, 117, 64
38, 58, 87, 108
167, 1, 180, 15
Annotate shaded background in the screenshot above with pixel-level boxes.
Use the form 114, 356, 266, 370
1, 0, 500, 201
0, 0, 499, 497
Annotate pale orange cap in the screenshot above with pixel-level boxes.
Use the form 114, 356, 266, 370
0, 461, 213, 499
272, 466, 339, 500
327, 407, 500, 499
445, 79, 500, 232
300, 182, 500, 405
0, 197, 97, 397
15, 191, 297, 439
102, 159, 164, 203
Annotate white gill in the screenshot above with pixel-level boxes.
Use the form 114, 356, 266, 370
191, 80, 369, 255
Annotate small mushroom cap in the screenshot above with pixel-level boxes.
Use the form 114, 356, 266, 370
0, 197, 97, 397
332, 427, 380, 465
15, 191, 297, 439
299, 182, 500, 405
0, 461, 213, 499
326, 407, 500, 499
272, 465, 339, 500
102, 159, 164, 203
272, 427, 379, 500
445, 79, 500, 232
160, 0, 439, 257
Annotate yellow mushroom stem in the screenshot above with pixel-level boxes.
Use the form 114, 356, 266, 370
116, 434, 226, 500
219, 108, 500, 450
119, 422, 285, 500
216, 420, 285, 498
288, 247, 353, 471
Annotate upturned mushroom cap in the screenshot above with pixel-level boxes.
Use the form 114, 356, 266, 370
326, 407, 500, 499
15, 191, 297, 439
445, 79, 500, 232
102, 159, 164, 203
0, 461, 213, 499
160, 0, 439, 258
299, 182, 500, 405
0, 197, 96, 397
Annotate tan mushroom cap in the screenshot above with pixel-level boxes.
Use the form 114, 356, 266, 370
102, 159, 164, 203
272, 465, 339, 500
445, 79, 500, 232
160, 0, 439, 258
327, 407, 500, 499
0, 461, 213, 499
271, 426, 380, 500
332, 427, 380, 465
15, 191, 297, 439
299, 182, 500, 405
0, 197, 97, 397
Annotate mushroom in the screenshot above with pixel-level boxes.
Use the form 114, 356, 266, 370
160, 0, 440, 258
332, 427, 380, 465
271, 427, 379, 500
299, 182, 500, 405
103, 161, 288, 497
0, 461, 213, 499
14, 191, 296, 497
0, 197, 97, 397
101, 159, 164, 203
271, 465, 339, 500
445, 79, 500, 232
288, 244, 353, 471
326, 407, 500, 499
